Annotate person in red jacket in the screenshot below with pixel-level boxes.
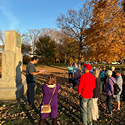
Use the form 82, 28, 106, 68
78, 64, 95, 125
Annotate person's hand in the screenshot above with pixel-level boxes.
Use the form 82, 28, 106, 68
113, 95, 116, 98
38, 70, 43, 74
79, 93, 81, 96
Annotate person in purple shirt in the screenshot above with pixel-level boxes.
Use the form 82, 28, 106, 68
39, 74, 59, 125
106, 70, 116, 116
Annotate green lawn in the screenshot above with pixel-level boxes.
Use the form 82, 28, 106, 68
92, 63, 125, 69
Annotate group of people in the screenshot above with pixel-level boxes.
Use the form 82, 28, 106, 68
67, 62, 124, 125
66, 62, 81, 89
26, 57, 125, 125
105, 67, 124, 115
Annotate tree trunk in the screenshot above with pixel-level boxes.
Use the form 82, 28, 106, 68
78, 36, 82, 71
64, 54, 67, 64
123, 0, 125, 12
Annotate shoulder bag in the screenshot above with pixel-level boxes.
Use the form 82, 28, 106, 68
41, 84, 56, 113
110, 78, 121, 95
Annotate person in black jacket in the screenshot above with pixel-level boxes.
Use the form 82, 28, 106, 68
111, 66, 116, 78
103, 66, 107, 92
121, 68, 125, 101
91, 68, 100, 121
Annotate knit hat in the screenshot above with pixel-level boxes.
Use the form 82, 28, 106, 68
84, 63, 92, 71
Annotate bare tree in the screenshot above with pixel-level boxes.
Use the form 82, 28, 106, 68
0, 30, 4, 52
21, 32, 30, 43
0, 30, 4, 45
56, 1, 92, 64
27, 29, 41, 55
14, 29, 21, 34
40, 28, 61, 43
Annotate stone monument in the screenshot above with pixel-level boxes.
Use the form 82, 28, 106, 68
0, 30, 27, 100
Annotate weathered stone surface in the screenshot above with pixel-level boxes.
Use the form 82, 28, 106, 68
2, 50, 15, 79
0, 30, 27, 100
0, 81, 27, 100
4, 30, 21, 53
0, 78, 15, 87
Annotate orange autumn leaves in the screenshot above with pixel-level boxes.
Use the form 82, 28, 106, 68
82, 0, 125, 63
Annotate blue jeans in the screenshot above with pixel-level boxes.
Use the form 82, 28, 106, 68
80, 96, 92, 125
123, 84, 125, 101
106, 95, 113, 114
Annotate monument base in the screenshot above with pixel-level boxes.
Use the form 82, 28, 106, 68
0, 75, 27, 100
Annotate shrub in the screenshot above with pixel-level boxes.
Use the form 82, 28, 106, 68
23, 55, 31, 64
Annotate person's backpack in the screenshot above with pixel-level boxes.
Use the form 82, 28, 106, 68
110, 78, 121, 95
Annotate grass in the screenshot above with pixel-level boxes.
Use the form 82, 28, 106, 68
92, 63, 125, 69
0, 64, 125, 125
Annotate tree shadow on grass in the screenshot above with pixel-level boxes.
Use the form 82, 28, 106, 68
51, 72, 64, 75
57, 93, 81, 119
20, 104, 36, 125
49, 65, 67, 71
18, 83, 50, 125
40, 64, 67, 71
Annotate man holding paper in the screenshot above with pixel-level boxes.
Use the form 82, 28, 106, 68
26, 56, 45, 108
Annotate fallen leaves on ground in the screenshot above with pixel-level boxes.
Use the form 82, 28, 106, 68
0, 65, 125, 125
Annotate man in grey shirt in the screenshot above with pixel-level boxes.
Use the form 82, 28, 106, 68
114, 70, 123, 110
26, 56, 43, 108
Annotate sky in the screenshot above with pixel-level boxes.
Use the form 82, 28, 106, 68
0, 0, 85, 33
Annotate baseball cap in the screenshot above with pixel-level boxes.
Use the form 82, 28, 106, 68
84, 63, 92, 70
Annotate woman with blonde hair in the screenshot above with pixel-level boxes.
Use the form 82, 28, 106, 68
91, 68, 100, 121
39, 74, 59, 125
122, 68, 125, 101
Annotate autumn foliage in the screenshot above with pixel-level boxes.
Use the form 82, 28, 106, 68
84, 0, 125, 63
0, 1, 125, 63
